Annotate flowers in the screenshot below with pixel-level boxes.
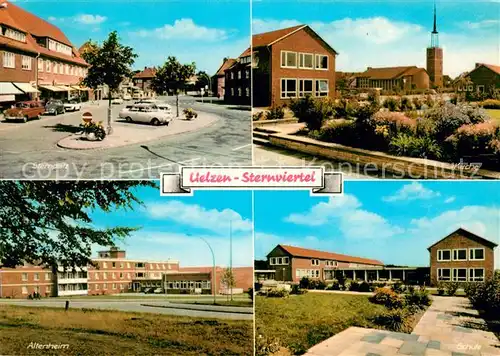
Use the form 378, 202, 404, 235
79, 120, 106, 141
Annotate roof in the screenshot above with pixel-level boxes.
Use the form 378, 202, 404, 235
133, 67, 156, 79
427, 228, 498, 251
215, 58, 237, 76
0, 1, 87, 66
466, 63, 500, 78
253, 24, 338, 55
271, 245, 384, 266
357, 66, 427, 80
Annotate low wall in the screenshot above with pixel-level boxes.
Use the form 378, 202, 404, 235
268, 133, 500, 179
253, 118, 299, 127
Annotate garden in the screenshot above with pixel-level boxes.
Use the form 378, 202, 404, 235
255, 278, 433, 355
266, 94, 500, 170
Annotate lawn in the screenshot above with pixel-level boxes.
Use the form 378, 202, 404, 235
255, 293, 388, 355
171, 300, 253, 308
0, 305, 253, 356
486, 109, 500, 124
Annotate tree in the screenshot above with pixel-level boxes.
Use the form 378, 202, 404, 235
0, 180, 156, 270
81, 31, 137, 134
151, 56, 196, 117
220, 267, 235, 301
196, 71, 211, 93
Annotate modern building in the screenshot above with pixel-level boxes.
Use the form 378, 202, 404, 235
455, 63, 500, 95
132, 67, 156, 98
428, 228, 497, 285
355, 66, 429, 92
251, 24, 338, 107
223, 49, 251, 105
426, 3, 443, 88
0, 1, 89, 105
213, 57, 236, 98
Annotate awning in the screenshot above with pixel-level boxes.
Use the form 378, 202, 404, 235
70, 85, 91, 91
0, 82, 23, 95
12, 82, 40, 94
56, 85, 71, 91
39, 85, 67, 92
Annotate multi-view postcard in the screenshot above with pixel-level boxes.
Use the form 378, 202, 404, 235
0, 0, 499, 356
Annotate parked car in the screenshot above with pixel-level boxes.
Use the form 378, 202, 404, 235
45, 100, 65, 115
132, 92, 143, 100
4, 101, 45, 122
63, 99, 82, 112
118, 103, 172, 126
153, 288, 164, 294
123, 93, 132, 101
111, 97, 124, 105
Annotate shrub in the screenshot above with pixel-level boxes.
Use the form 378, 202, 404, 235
445, 282, 459, 296
349, 281, 360, 292
317, 119, 358, 145
374, 309, 410, 332
424, 102, 471, 140
310, 280, 327, 290
413, 97, 423, 110
401, 97, 413, 111
350, 102, 380, 122
480, 99, 500, 109
183, 108, 198, 119
368, 90, 380, 104
415, 117, 437, 138
326, 280, 341, 290
391, 282, 405, 294
289, 96, 335, 131
466, 276, 500, 315
266, 105, 285, 120
450, 94, 458, 105
371, 111, 416, 137
424, 94, 435, 108
437, 282, 445, 296
370, 288, 405, 309
255, 335, 281, 356
383, 97, 400, 111
267, 288, 289, 298
299, 277, 310, 290
337, 273, 347, 290
445, 122, 500, 160
358, 281, 370, 292
291, 284, 308, 295
405, 289, 432, 307
389, 133, 442, 159
248, 287, 254, 301
252, 111, 264, 121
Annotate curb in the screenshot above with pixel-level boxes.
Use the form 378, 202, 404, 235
140, 303, 253, 315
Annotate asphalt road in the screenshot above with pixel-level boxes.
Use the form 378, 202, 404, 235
0, 96, 252, 179
0, 298, 253, 320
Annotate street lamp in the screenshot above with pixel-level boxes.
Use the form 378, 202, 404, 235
198, 236, 217, 305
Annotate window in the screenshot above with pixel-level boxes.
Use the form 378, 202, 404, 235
48, 38, 72, 56
46, 286, 50, 294
245, 69, 250, 79
315, 54, 328, 70
477, 85, 485, 93
22, 286, 28, 294
120, 284, 124, 290
103, 262, 108, 268
21, 56, 31, 70
103, 283, 107, 289
127, 273, 131, 279
437, 249, 451, 262
120, 273, 123, 279
453, 268, 467, 282
469, 268, 484, 282
230, 88, 234, 96
112, 262, 116, 268
230, 72, 234, 80
315, 80, 328, 97
3, 51, 15, 68
95, 272, 99, 280
245, 87, 250, 97
112, 283, 116, 290
22, 273, 28, 281
45, 60, 51, 72
467, 85, 474, 92
238, 71, 241, 79
299, 53, 314, 69
5, 28, 26, 42
96, 284, 100, 290
120, 263, 124, 268
127, 263, 130, 268
38, 58, 44, 72
270, 257, 276, 265
238, 87, 242, 96
299, 79, 313, 97
437, 268, 451, 281
65, 64, 69, 74
34, 273, 39, 281
281, 51, 297, 68
453, 249, 467, 261
281, 78, 297, 98
469, 248, 485, 261
45, 273, 50, 280
112, 273, 116, 279
103, 272, 108, 279
311, 259, 319, 266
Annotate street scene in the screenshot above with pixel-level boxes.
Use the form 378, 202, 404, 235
0, 181, 253, 355
251, 0, 500, 179
0, 1, 251, 179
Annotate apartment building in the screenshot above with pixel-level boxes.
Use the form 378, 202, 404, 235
355, 66, 430, 92
252, 24, 337, 107
132, 67, 156, 98
223, 49, 251, 105
428, 228, 497, 285
0, 1, 89, 104
213, 57, 236, 98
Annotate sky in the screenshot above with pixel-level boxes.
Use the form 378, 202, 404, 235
255, 181, 500, 268
253, 0, 500, 78
15, 0, 250, 75
88, 186, 253, 268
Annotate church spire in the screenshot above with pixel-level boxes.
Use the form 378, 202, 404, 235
432, 1, 438, 34
430, 1, 439, 47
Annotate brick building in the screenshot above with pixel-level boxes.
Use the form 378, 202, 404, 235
428, 228, 497, 285
132, 67, 156, 98
213, 57, 236, 98
355, 66, 429, 91
455, 63, 500, 95
252, 24, 337, 107
0, 1, 89, 105
223, 49, 251, 105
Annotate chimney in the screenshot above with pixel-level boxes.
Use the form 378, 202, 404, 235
0, 2, 8, 9
367, 67, 372, 70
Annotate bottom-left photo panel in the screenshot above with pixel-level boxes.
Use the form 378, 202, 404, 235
0, 180, 254, 356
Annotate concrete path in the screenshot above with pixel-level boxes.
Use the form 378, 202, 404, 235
304, 296, 499, 356
57, 111, 218, 150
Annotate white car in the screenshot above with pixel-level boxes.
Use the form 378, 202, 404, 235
118, 103, 172, 126
111, 97, 124, 105
63, 99, 82, 112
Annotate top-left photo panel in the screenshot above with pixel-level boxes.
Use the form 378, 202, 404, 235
0, 0, 252, 180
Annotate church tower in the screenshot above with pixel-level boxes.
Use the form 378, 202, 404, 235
426, 2, 443, 87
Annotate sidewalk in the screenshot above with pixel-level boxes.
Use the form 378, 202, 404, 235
57, 112, 219, 150
304, 296, 500, 356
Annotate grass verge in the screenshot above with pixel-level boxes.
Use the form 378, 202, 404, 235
170, 300, 253, 308
0, 305, 252, 355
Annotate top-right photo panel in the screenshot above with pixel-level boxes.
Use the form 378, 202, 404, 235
251, 0, 500, 180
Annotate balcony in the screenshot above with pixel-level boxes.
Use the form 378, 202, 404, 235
58, 289, 88, 296
58, 278, 88, 284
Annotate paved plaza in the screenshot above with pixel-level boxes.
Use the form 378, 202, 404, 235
304, 296, 499, 356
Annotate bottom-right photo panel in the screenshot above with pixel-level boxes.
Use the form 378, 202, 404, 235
254, 181, 500, 356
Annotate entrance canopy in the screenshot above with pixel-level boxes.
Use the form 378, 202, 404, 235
39, 85, 67, 92
70, 85, 91, 91
12, 82, 40, 94
0, 82, 23, 95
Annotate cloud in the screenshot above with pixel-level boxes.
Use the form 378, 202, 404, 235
383, 182, 441, 202
444, 196, 456, 204
132, 18, 229, 41
252, 18, 302, 34
461, 19, 499, 29
74, 14, 107, 25
146, 201, 252, 233
285, 194, 404, 239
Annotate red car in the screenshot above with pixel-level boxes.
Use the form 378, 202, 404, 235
4, 101, 45, 123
